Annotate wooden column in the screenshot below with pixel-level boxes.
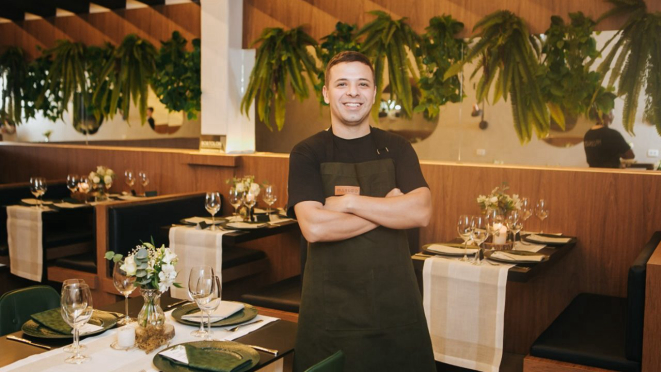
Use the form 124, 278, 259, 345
642, 240, 661, 371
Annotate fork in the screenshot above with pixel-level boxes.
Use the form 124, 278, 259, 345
228, 319, 263, 332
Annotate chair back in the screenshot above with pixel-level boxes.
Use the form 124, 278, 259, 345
0, 285, 60, 336
625, 231, 661, 361
304, 351, 345, 372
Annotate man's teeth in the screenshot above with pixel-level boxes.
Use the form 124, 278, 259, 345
344, 103, 361, 107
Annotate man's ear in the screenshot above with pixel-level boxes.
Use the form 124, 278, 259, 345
323, 85, 330, 104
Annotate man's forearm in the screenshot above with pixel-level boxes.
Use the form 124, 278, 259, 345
295, 202, 378, 243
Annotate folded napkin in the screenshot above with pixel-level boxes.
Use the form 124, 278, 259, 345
20, 198, 53, 205
31, 308, 72, 334
490, 251, 545, 262
512, 241, 546, 252
184, 217, 223, 225
182, 302, 244, 323
426, 244, 478, 255
161, 344, 252, 372
117, 195, 143, 201
53, 202, 88, 209
526, 234, 571, 244
226, 222, 268, 229
268, 217, 294, 225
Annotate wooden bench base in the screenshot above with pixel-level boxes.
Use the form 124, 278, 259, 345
253, 306, 298, 323
523, 355, 617, 372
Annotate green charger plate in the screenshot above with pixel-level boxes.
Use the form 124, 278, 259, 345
171, 303, 258, 327
154, 341, 260, 372
21, 310, 117, 339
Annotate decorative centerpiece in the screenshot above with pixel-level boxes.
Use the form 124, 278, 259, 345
105, 242, 181, 353
477, 183, 521, 246
89, 166, 115, 200
227, 176, 261, 221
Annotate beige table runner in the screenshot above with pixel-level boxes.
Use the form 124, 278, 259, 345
168, 226, 230, 300
7, 206, 43, 282
423, 257, 513, 372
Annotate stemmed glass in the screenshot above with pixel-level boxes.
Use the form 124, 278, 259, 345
67, 175, 79, 196
78, 178, 90, 204
205, 192, 222, 230
112, 260, 136, 327
506, 211, 523, 246
29, 177, 47, 208
138, 171, 149, 195
470, 216, 489, 265
242, 189, 257, 222
536, 199, 549, 233
188, 266, 218, 338
124, 170, 135, 192
457, 215, 472, 262
61, 279, 87, 353
262, 185, 277, 216
61, 282, 93, 364
228, 187, 243, 222
196, 275, 221, 340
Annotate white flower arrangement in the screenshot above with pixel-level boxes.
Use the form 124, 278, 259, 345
105, 242, 181, 292
89, 166, 116, 188
227, 175, 261, 196
477, 183, 521, 214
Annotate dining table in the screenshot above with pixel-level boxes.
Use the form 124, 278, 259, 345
0, 293, 297, 372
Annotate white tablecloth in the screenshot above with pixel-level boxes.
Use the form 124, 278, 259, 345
7, 206, 43, 282
168, 226, 231, 300
423, 257, 513, 372
0, 310, 279, 372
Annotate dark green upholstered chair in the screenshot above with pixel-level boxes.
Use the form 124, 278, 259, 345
0, 285, 60, 336
305, 351, 345, 372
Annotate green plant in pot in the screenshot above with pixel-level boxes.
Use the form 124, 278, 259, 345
314, 22, 361, 105
0, 47, 28, 125
445, 10, 550, 143
414, 15, 466, 119
241, 26, 319, 131
596, 0, 661, 135
357, 11, 422, 122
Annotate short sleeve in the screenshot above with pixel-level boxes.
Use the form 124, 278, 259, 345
287, 145, 325, 218
394, 140, 429, 193
608, 130, 631, 156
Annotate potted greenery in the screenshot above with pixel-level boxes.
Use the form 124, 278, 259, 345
0, 47, 28, 125
314, 22, 361, 105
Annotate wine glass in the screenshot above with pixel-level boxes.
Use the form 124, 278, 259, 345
536, 199, 549, 233
67, 175, 79, 196
262, 185, 277, 216
124, 170, 135, 190
138, 171, 149, 195
78, 178, 90, 204
228, 187, 243, 222
112, 260, 136, 327
506, 211, 523, 246
196, 275, 221, 340
188, 266, 216, 338
61, 282, 93, 364
61, 279, 87, 353
242, 189, 257, 222
470, 216, 489, 265
29, 177, 47, 208
205, 192, 221, 230
457, 215, 472, 262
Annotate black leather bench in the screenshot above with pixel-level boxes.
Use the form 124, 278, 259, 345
528, 231, 661, 372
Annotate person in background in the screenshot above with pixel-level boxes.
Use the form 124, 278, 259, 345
584, 109, 634, 168
147, 107, 155, 130
287, 51, 436, 372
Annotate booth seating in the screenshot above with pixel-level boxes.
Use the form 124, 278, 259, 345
525, 231, 661, 372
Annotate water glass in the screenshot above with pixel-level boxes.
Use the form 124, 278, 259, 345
457, 215, 472, 262
228, 187, 243, 222
138, 171, 149, 194
262, 185, 277, 216
112, 260, 136, 326
61, 282, 93, 364
67, 175, 79, 195
520, 197, 533, 221
61, 279, 87, 353
124, 170, 135, 189
205, 192, 222, 229
196, 275, 221, 340
242, 189, 257, 221
470, 216, 489, 265
29, 177, 47, 208
188, 266, 217, 338
506, 211, 523, 245
78, 178, 91, 203
536, 199, 549, 233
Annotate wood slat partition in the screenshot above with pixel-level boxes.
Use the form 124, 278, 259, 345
1, 143, 660, 358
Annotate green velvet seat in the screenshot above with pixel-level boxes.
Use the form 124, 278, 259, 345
305, 351, 345, 372
0, 285, 60, 336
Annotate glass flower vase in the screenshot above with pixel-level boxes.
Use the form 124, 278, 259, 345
137, 288, 165, 328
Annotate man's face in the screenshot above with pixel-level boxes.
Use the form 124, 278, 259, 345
323, 62, 376, 128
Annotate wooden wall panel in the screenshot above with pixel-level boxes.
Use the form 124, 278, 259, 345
643, 242, 661, 372
243, 0, 661, 46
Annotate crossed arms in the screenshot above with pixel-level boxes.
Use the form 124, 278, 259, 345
294, 187, 431, 243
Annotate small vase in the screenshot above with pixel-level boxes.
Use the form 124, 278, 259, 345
137, 288, 165, 328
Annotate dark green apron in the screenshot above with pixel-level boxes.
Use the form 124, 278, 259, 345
294, 131, 436, 372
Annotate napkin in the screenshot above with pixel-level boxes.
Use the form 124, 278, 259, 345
161, 344, 253, 372
526, 234, 571, 244
268, 217, 294, 225
53, 202, 88, 209
20, 198, 53, 206
512, 241, 546, 252
182, 302, 245, 323
184, 217, 222, 225
490, 251, 545, 262
30, 308, 102, 335
426, 244, 478, 255
226, 222, 268, 229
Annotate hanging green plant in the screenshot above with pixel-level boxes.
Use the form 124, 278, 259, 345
23, 52, 64, 123
314, 22, 361, 104
86, 43, 117, 125
414, 15, 466, 119
596, 0, 661, 135
445, 10, 550, 143
539, 12, 603, 122
240, 26, 319, 131
357, 11, 422, 122
0, 47, 28, 125
152, 31, 201, 120
96, 34, 157, 125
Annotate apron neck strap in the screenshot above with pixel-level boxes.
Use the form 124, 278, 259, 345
325, 126, 389, 160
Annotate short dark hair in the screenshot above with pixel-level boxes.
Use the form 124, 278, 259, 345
325, 51, 375, 86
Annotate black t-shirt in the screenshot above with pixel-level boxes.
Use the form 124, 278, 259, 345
287, 127, 428, 217
583, 127, 631, 168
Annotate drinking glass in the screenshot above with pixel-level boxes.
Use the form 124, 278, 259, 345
457, 215, 472, 262
536, 199, 549, 233
124, 170, 135, 190
61, 282, 93, 364
242, 189, 257, 221
262, 185, 277, 216
506, 211, 523, 246
78, 178, 90, 203
29, 177, 47, 208
205, 192, 222, 230
61, 279, 87, 353
470, 216, 489, 265
228, 187, 242, 222
196, 275, 221, 340
112, 260, 136, 326
138, 171, 149, 190
188, 266, 217, 338
520, 197, 533, 222
67, 175, 79, 195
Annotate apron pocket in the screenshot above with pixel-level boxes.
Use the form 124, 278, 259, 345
323, 268, 377, 331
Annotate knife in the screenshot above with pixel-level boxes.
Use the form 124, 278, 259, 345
247, 345, 279, 356
7, 335, 52, 350
166, 299, 189, 309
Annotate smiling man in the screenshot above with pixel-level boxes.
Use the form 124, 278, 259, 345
287, 51, 436, 371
